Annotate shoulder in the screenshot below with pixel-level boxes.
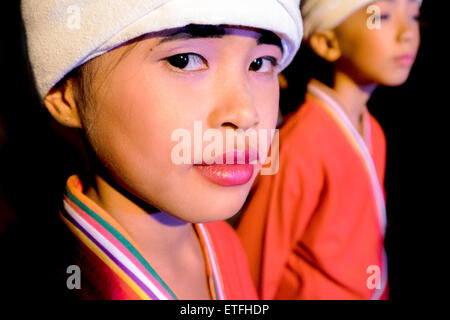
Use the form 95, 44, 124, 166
369, 114, 386, 144
280, 95, 346, 160
203, 221, 241, 249
275, 95, 344, 179
281, 95, 335, 142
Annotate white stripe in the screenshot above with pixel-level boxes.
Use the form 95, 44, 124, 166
63, 201, 169, 300
370, 249, 388, 300
198, 224, 225, 300
308, 83, 388, 298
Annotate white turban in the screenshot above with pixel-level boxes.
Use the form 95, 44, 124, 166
302, 0, 423, 39
21, 0, 303, 100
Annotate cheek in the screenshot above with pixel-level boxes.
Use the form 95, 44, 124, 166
368, 32, 392, 58
340, 32, 393, 82
88, 77, 189, 180
251, 77, 280, 127
351, 32, 386, 64
412, 27, 421, 52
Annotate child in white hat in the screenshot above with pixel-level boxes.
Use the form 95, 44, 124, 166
237, 0, 421, 299
21, 0, 302, 300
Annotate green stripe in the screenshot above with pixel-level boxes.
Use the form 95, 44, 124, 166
65, 187, 178, 299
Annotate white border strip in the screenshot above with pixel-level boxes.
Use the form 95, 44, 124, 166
308, 84, 387, 231
308, 83, 388, 299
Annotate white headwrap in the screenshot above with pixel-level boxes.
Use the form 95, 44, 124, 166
302, 0, 423, 39
21, 0, 303, 100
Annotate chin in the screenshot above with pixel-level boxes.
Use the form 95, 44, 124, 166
208, 199, 248, 223
380, 71, 412, 87
180, 190, 249, 224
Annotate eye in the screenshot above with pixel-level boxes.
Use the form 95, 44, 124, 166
166, 53, 208, 71
249, 56, 278, 73
379, 14, 390, 20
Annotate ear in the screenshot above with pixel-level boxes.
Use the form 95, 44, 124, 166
308, 30, 341, 63
44, 79, 83, 128
278, 73, 288, 90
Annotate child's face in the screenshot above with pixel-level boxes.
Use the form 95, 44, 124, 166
334, 0, 421, 86
80, 26, 282, 223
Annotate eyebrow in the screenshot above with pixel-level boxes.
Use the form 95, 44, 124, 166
157, 24, 283, 52
158, 25, 226, 44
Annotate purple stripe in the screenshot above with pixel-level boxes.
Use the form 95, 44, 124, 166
61, 208, 159, 300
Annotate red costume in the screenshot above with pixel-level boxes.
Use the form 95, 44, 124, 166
60, 175, 257, 300
237, 80, 388, 300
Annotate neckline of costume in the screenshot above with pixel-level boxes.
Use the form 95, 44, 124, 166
307, 80, 386, 232
60, 175, 226, 300
308, 79, 373, 151
307, 80, 388, 300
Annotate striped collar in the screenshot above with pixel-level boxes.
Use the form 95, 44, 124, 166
307, 80, 388, 300
60, 175, 225, 300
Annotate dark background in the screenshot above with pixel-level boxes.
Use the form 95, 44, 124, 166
0, 1, 442, 300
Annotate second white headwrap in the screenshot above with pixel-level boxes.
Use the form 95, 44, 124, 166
302, 0, 423, 39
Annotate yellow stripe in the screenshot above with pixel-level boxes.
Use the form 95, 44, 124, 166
61, 214, 151, 300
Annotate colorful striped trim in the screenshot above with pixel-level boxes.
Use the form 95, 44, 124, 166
60, 212, 152, 299
60, 175, 225, 300
307, 81, 388, 300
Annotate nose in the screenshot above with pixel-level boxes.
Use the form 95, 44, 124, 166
207, 73, 260, 131
396, 15, 419, 44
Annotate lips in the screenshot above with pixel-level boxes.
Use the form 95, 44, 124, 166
394, 53, 416, 67
194, 149, 258, 186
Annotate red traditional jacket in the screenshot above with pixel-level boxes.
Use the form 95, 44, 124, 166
237, 80, 388, 300
60, 175, 257, 300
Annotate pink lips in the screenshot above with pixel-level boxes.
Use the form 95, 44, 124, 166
194, 149, 258, 186
394, 54, 415, 67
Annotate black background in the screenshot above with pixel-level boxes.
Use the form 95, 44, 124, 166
0, 0, 443, 303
